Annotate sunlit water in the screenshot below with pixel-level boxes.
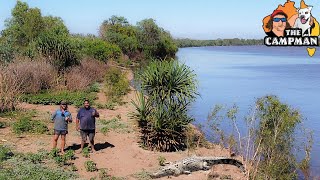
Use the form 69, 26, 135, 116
177, 46, 320, 174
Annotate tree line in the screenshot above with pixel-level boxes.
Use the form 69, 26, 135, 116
175, 38, 264, 47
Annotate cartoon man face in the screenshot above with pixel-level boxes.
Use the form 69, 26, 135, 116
273, 14, 287, 32
298, 7, 312, 24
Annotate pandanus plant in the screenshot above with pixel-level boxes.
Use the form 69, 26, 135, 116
131, 59, 198, 151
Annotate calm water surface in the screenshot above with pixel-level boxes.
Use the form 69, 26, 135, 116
177, 46, 320, 173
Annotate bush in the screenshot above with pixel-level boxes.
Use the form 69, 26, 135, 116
131, 60, 197, 151
5, 58, 57, 94
65, 58, 107, 91
84, 160, 97, 172
12, 116, 48, 134
82, 147, 90, 158
105, 67, 130, 100
0, 145, 12, 162
84, 39, 122, 62
20, 90, 97, 107
0, 40, 16, 64
157, 156, 166, 166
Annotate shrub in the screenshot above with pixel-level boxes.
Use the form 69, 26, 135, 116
84, 160, 97, 172
82, 147, 90, 158
65, 66, 91, 91
0, 40, 16, 64
20, 90, 97, 107
157, 156, 166, 166
0, 145, 12, 162
105, 67, 130, 100
131, 60, 197, 151
5, 58, 57, 94
83, 38, 122, 62
65, 58, 107, 91
49, 149, 75, 166
12, 116, 48, 134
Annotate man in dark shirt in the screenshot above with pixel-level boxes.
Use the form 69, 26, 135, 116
76, 99, 99, 152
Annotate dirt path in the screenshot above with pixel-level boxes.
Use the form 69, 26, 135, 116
0, 70, 246, 180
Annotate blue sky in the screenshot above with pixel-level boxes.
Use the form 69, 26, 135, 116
1, 0, 320, 39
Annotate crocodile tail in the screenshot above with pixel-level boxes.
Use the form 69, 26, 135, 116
205, 158, 245, 173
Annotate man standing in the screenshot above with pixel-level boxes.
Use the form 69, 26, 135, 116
51, 101, 72, 153
76, 99, 99, 152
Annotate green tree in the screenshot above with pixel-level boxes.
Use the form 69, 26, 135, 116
137, 19, 177, 59
2, 1, 44, 47
100, 16, 138, 58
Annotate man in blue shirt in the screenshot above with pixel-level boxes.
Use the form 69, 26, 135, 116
76, 99, 99, 152
51, 101, 72, 153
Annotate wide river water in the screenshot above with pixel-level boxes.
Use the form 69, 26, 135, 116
177, 46, 320, 174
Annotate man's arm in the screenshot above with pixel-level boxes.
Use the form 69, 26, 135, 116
51, 110, 57, 122
76, 118, 80, 131
94, 109, 99, 118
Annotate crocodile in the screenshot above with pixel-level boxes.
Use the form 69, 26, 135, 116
151, 156, 245, 178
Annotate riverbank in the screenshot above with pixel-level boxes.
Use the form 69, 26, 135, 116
0, 68, 246, 180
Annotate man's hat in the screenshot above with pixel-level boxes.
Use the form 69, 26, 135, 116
271, 10, 286, 18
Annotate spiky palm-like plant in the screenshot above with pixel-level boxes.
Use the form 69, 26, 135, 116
132, 59, 198, 151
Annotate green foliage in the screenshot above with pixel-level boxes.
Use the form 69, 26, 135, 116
0, 157, 77, 180
254, 95, 301, 179
0, 39, 16, 64
0, 121, 5, 128
96, 102, 115, 110
207, 96, 313, 180
132, 60, 197, 151
137, 19, 177, 59
0, 147, 77, 179
2, 1, 44, 47
100, 16, 138, 58
133, 169, 152, 180
99, 118, 130, 135
49, 148, 75, 166
37, 30, 79, 71
175, 38, 264, 47
84, 160, 97, 172
20, 90, 97, 107
88, 82, 100, 93
105, 67, 130, 100
0, 145, 12, 162
12, 116, 48, 135
157, 156, 166, 166
83, 38, 122, 62
82, 147, 90, 158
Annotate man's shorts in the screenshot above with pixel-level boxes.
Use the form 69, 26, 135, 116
80, 129, 95, 142
54, 129, 68, 135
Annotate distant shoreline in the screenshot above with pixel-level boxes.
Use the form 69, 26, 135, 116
175, 38, 264, 48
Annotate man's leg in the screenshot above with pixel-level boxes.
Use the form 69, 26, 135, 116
52, 131, 59, 149
80, 130, 87, 151
60, 134, 66, 153
88, 130, 96, 152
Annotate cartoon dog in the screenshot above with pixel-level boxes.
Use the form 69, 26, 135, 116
293, 0, 313, 36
